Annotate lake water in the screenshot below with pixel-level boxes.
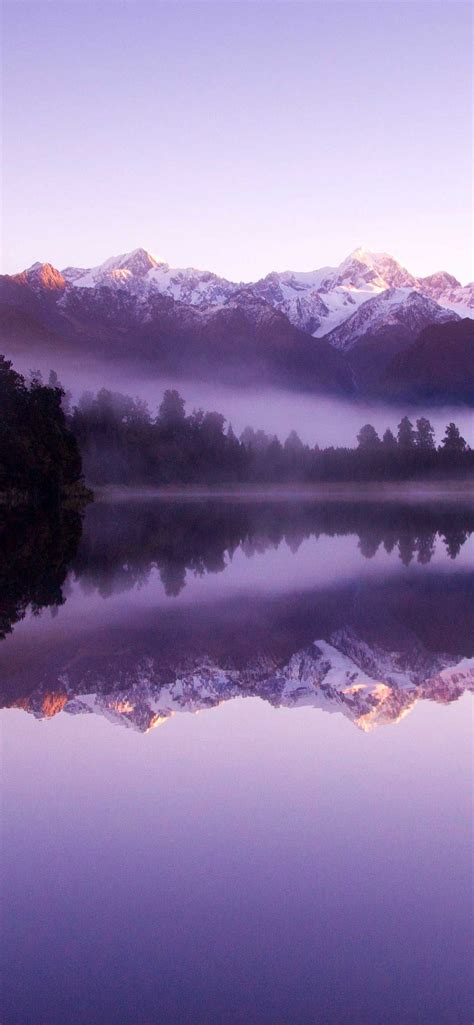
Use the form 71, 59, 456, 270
1, 493, 473, 1025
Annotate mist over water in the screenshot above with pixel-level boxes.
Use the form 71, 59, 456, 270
9, 351, 474, 448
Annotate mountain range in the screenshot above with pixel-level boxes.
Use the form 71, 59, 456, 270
1, 246, 473, 401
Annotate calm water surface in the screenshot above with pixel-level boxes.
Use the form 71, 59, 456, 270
1, 494, 473, 1025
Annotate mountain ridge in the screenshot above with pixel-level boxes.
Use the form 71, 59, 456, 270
1, 246, 473, 403
11, 245, 471, 321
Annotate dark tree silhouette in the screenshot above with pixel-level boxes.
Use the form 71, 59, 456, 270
442, 529, 468, 559
0, 503, 83, 638
416, 532, 436, 564
357, 424, 381, 449
440, 423, 467, 452
415, 417, 436, 450
382, 428, 397, 450
0, 355, 84, 501
284, 430, 304, 453
397, 416, 416, 450
157, 389, 186, 427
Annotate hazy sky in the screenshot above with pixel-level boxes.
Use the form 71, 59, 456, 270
2, 1, 472, 282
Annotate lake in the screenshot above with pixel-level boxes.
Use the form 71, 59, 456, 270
1, 492, 473, 1025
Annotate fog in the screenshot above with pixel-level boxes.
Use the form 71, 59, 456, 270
9, 350, 474, 448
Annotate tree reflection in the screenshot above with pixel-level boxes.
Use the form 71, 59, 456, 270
0, 497, 472, 638
73, 498, 473, 597
0, 504, 83, 638
442, 529, 469, 560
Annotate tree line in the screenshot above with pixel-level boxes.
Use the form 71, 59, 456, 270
70, 386, 472, 485
0, 358, 472, 497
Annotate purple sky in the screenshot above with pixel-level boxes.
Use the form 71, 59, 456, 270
2, 1, 472, 282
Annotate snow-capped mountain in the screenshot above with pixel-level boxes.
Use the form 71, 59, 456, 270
62, 247, 161, 286
249, 249, 472, 336
14, 261, 66, 294
7, 628, 474, 734
58, 245, 474, 337
2, 244, 473, 402
62, 247, 239, 308
324, 288, 458, 354
416, 271, 474, 317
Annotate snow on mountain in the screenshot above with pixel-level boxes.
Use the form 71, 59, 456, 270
330, 247, 419, 291
61, 244, 472, 337
416, 271, 474, 319
64, 247, 239, 308
246, 248, 421, 337
418, 270, 461, 299
63, 247, 164, 288
146, 264, 238, 307
60, 266, 89, 283
249, 249, 472, 337
246, 272, 333, 335
434, 282, 474, 319
6, 245, 468, 354
324, 288, 459, 354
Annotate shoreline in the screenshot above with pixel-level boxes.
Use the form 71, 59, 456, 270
92, 479, 474, 504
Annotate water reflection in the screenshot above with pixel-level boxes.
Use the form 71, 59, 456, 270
74, 495, 474, 597
0, 503, 83, 638
0, 494, 472, 731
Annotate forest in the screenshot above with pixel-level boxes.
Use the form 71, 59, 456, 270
71, 385, 472, 486
0, 358, 472, 499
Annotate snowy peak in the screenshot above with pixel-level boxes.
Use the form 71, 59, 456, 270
418, 270, 461, 297
427, 280, 474, 319
61, 248, 239, 307
100, 247, 163, 276
63, 248, 165, 288
337, 248, 418, 289
246, 250, 472, 338
326, 288, 459, 353
14, 262, 66, 293
414, 271, 474, 319
247, 250, 427, 337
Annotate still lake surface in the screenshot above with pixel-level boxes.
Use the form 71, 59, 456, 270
1, 491, 473, 1025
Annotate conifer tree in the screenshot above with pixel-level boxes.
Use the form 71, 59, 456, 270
397, 416, 415, 450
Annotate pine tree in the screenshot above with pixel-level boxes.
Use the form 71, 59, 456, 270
284, 430, 304, 453
440, 422, 467, 452
157, 389, 186, 427
415, 417, 435, 450
397, 416, 415, 449
382, 428, 397, 450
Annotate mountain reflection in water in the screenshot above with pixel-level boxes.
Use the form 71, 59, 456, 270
0, 493, 473, 732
